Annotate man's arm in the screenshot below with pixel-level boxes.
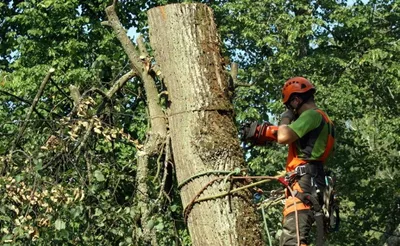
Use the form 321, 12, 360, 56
277, 111, 299, 144
277, 118, 299, 144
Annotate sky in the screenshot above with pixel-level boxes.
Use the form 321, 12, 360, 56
127, 27, 138, 41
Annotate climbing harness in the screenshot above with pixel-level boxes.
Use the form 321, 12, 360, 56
282, 164, 340, 246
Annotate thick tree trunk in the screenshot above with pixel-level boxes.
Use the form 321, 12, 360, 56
148, 4, 263, 246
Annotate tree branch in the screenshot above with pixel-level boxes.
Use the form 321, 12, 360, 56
0, 89, 54, 117
50, 78, 73, 103
137, 34, 149, 58
231, 62, 238, 83
75, 118, 95, 156
105, 3, 167, 246
66, 70, 137, 157
229, 62, 253, 87
104, 4, 142, 75
12, 68, 55, 150
104, 2, 166, 144
101, 21, 111, 27
137, 35, 162, 78
106, 69, 136, 98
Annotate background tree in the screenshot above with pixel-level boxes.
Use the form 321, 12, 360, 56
0, 0, 399, 245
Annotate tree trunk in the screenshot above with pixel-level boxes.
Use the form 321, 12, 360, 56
148, 4, 263, 246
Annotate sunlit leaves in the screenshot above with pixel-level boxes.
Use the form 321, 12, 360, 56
54, 219, 66, 230
93, 170, 105, 182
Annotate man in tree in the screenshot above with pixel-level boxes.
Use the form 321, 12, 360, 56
243, 77, 335, 246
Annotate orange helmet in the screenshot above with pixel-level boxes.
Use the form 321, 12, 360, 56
281, 77, 315, 104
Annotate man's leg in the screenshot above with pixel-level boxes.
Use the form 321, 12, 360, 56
280, 174, 317, 246
279, 209, 314, 246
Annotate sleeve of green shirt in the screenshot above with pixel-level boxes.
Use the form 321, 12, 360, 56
288, 109, 322, 138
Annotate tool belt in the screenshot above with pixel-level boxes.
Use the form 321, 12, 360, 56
294, 161, 324, 177
286, 162, 339, 246
284, 163, 324, 210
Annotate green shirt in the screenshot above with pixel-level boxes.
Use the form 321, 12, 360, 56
288, 109, 333, 161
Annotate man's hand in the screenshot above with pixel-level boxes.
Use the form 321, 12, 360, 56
281, 109, 295, 123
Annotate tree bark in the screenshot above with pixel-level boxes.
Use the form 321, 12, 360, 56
148, 4, 263, 246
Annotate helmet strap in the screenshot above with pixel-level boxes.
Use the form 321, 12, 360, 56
285, 103, 298, 118
295, 98, 306, 111
286, 95, 302, 115
289, 93, 312, 114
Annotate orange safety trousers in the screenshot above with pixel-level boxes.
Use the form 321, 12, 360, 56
281, 177, 315, 246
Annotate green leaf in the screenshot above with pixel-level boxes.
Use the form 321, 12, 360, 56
14, 175, 23, 182
146, 219, 155, 230
40, 0, 55, 8
170, 204, 178, 212
34, 160, 43, 171
95, 208, 103, 216
155, 222, 164, 231
0, 215, 11, 222
54, 219, 66, 230
94, 170, 105, 182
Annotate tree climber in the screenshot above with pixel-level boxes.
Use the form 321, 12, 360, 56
242, 77, 336, 246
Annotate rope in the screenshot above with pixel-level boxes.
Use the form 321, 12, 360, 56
261, 206, 273, 246
167, 107, 234, 119
183, 175, 280, 223
194, 177, 278, 203
180, 168, 292, 244
223, 168, 242, 186
178, 170, 241, 190
258, 193, 285, 246
180, 168, 302, 246
286, 184, 301, 246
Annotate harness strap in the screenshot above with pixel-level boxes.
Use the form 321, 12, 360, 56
315, 109, 335, 162
315, 212, 325, 246
294, 162, 324, 177
296, 191, 321, 211
285, 164, 326, 246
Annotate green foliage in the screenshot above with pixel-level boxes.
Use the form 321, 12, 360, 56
0, 0, 399, 245
0, 0, 188, 245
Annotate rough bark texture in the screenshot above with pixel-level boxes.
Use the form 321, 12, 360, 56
148, 4, 263, 246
